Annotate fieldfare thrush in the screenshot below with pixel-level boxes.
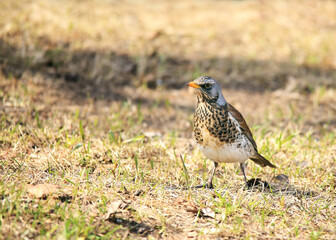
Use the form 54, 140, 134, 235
187, 76, 276, 188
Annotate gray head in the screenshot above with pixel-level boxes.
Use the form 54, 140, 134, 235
187, 76, 226, 106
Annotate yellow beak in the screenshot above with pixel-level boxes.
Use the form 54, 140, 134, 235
187, 82, 201, 88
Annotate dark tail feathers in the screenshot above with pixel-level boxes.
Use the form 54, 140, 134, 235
251, 154, 277, 168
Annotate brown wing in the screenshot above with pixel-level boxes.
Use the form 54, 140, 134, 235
227, 103, 258, 152
228, 103, 277, 168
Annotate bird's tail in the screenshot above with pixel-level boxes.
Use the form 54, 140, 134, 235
251, 153, 277, 168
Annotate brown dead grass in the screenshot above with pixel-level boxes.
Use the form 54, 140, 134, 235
1, 0, 336, 239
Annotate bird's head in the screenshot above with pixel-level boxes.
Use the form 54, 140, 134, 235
187, 76, 226, 106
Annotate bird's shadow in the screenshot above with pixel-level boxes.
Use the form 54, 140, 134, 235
166, 176, 317, 198
241, 177, 318, 198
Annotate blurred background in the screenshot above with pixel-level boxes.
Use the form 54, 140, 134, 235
2, 0, 335, 90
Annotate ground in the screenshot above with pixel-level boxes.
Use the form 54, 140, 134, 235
0, 0, 336, 239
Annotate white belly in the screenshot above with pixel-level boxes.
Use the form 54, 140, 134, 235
197, 134, 254, 164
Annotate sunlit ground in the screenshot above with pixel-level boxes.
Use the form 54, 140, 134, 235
1, 0, 335, 239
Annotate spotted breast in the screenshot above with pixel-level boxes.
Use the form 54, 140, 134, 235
194, 101, 256, 163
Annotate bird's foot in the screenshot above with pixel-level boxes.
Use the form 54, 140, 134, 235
205, 182, 214, 189
192, 183, 214, 189
165, 183, 214, 190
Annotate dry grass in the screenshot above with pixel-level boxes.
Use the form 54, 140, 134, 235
1, 0, 336, 239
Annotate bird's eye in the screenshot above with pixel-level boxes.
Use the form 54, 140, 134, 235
204, 83, 211, 89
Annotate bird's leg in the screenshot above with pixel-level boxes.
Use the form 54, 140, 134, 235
166, 161, 218, 190
206, 161, 218, 189
240, 162, 248, 186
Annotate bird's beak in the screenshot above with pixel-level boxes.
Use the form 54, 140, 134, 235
187, 82, 201, 89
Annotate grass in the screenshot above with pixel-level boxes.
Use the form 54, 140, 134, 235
1, 0, 336, 239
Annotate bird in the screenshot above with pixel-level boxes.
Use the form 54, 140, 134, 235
187, 76, 276, 188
